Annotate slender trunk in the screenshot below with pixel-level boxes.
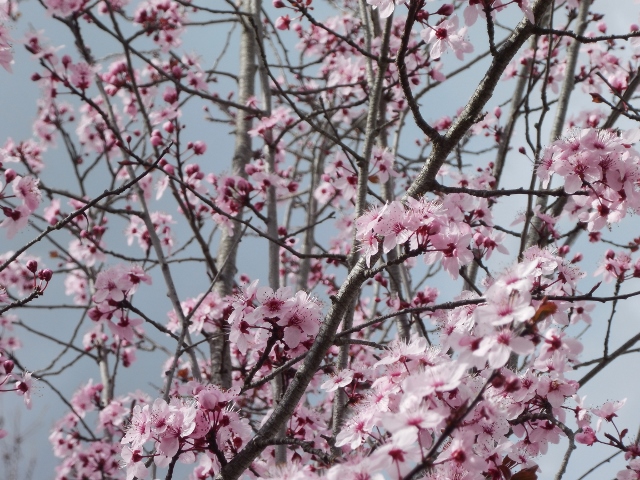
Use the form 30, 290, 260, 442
210, 0, 257, 388
253, 0, 287, 464
332, 12, 394, 440
524, 0, 591, 250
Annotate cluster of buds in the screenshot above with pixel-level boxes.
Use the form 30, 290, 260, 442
25, 259, 52, 294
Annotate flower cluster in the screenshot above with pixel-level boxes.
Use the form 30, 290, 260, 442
314, 147, 399, 206
0, 350, 33, 413
87, 264, 151, 344
538, 128, 640, 231
134, 0, 187, 53
299, 256, 590, 480
356, 197, 475, 278
120, 383, 251, 480
166, 291, 230, 336
228, 281, 322, 354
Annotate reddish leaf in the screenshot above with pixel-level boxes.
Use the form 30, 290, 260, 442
512, 467, 538, 480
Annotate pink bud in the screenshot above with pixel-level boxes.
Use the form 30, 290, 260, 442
163, 121, 174, 133
273, 0, 285, 7
61, 55, 72, 68
236, 178, 252, 193
4, 169, 16, 183
435, 3, 454, 16
151, 134, 164, 147
193, 141, 207, 155
185, 164, 200, 176
163, 87, 178, 104
26, 260, 38, 273
3, 360, 14, 374
605, 249, 615, 259
38, 269, 53, 282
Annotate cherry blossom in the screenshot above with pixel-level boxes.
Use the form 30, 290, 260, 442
0, 1, 639, 479
421, 15, 474, 61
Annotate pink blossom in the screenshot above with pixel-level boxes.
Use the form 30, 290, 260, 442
15, 372, 34, 409
43, 198, 60, 225
374, 336, 427, 369
106, 315, 143, 343
366, 0, 405, 18
426, 223, 473, 279
275, 15, 290, 30
475, 288, 535, 327
474, 329, 534, 368
0, 47, 13, 73
422, 16, 474, 61
93, 266, 134, 304
43, 0, 84, 16
13, 176, 41, 212
69, 62, 93, 90
335, 410, 376, 449
1, 205, 30, 239
575, 426, 598, 446
592, 399, 626, 429
538, 328, 583, 363
121, 404, 151, 449
321, 369, 354, 392
121, 446, 148, 480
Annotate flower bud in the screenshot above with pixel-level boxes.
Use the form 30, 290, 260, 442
192, 141, 207, 155
4, 169, 16, 183
435, 3, 454, 16
38, 269, 53, 282
3, 360, 14, 374
26, 260, 38, 273
163, 163, 175, 176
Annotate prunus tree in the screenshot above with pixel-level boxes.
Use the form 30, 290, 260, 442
1, 0, 640, 479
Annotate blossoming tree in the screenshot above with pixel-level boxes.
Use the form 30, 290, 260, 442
2, 0, 640, 478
